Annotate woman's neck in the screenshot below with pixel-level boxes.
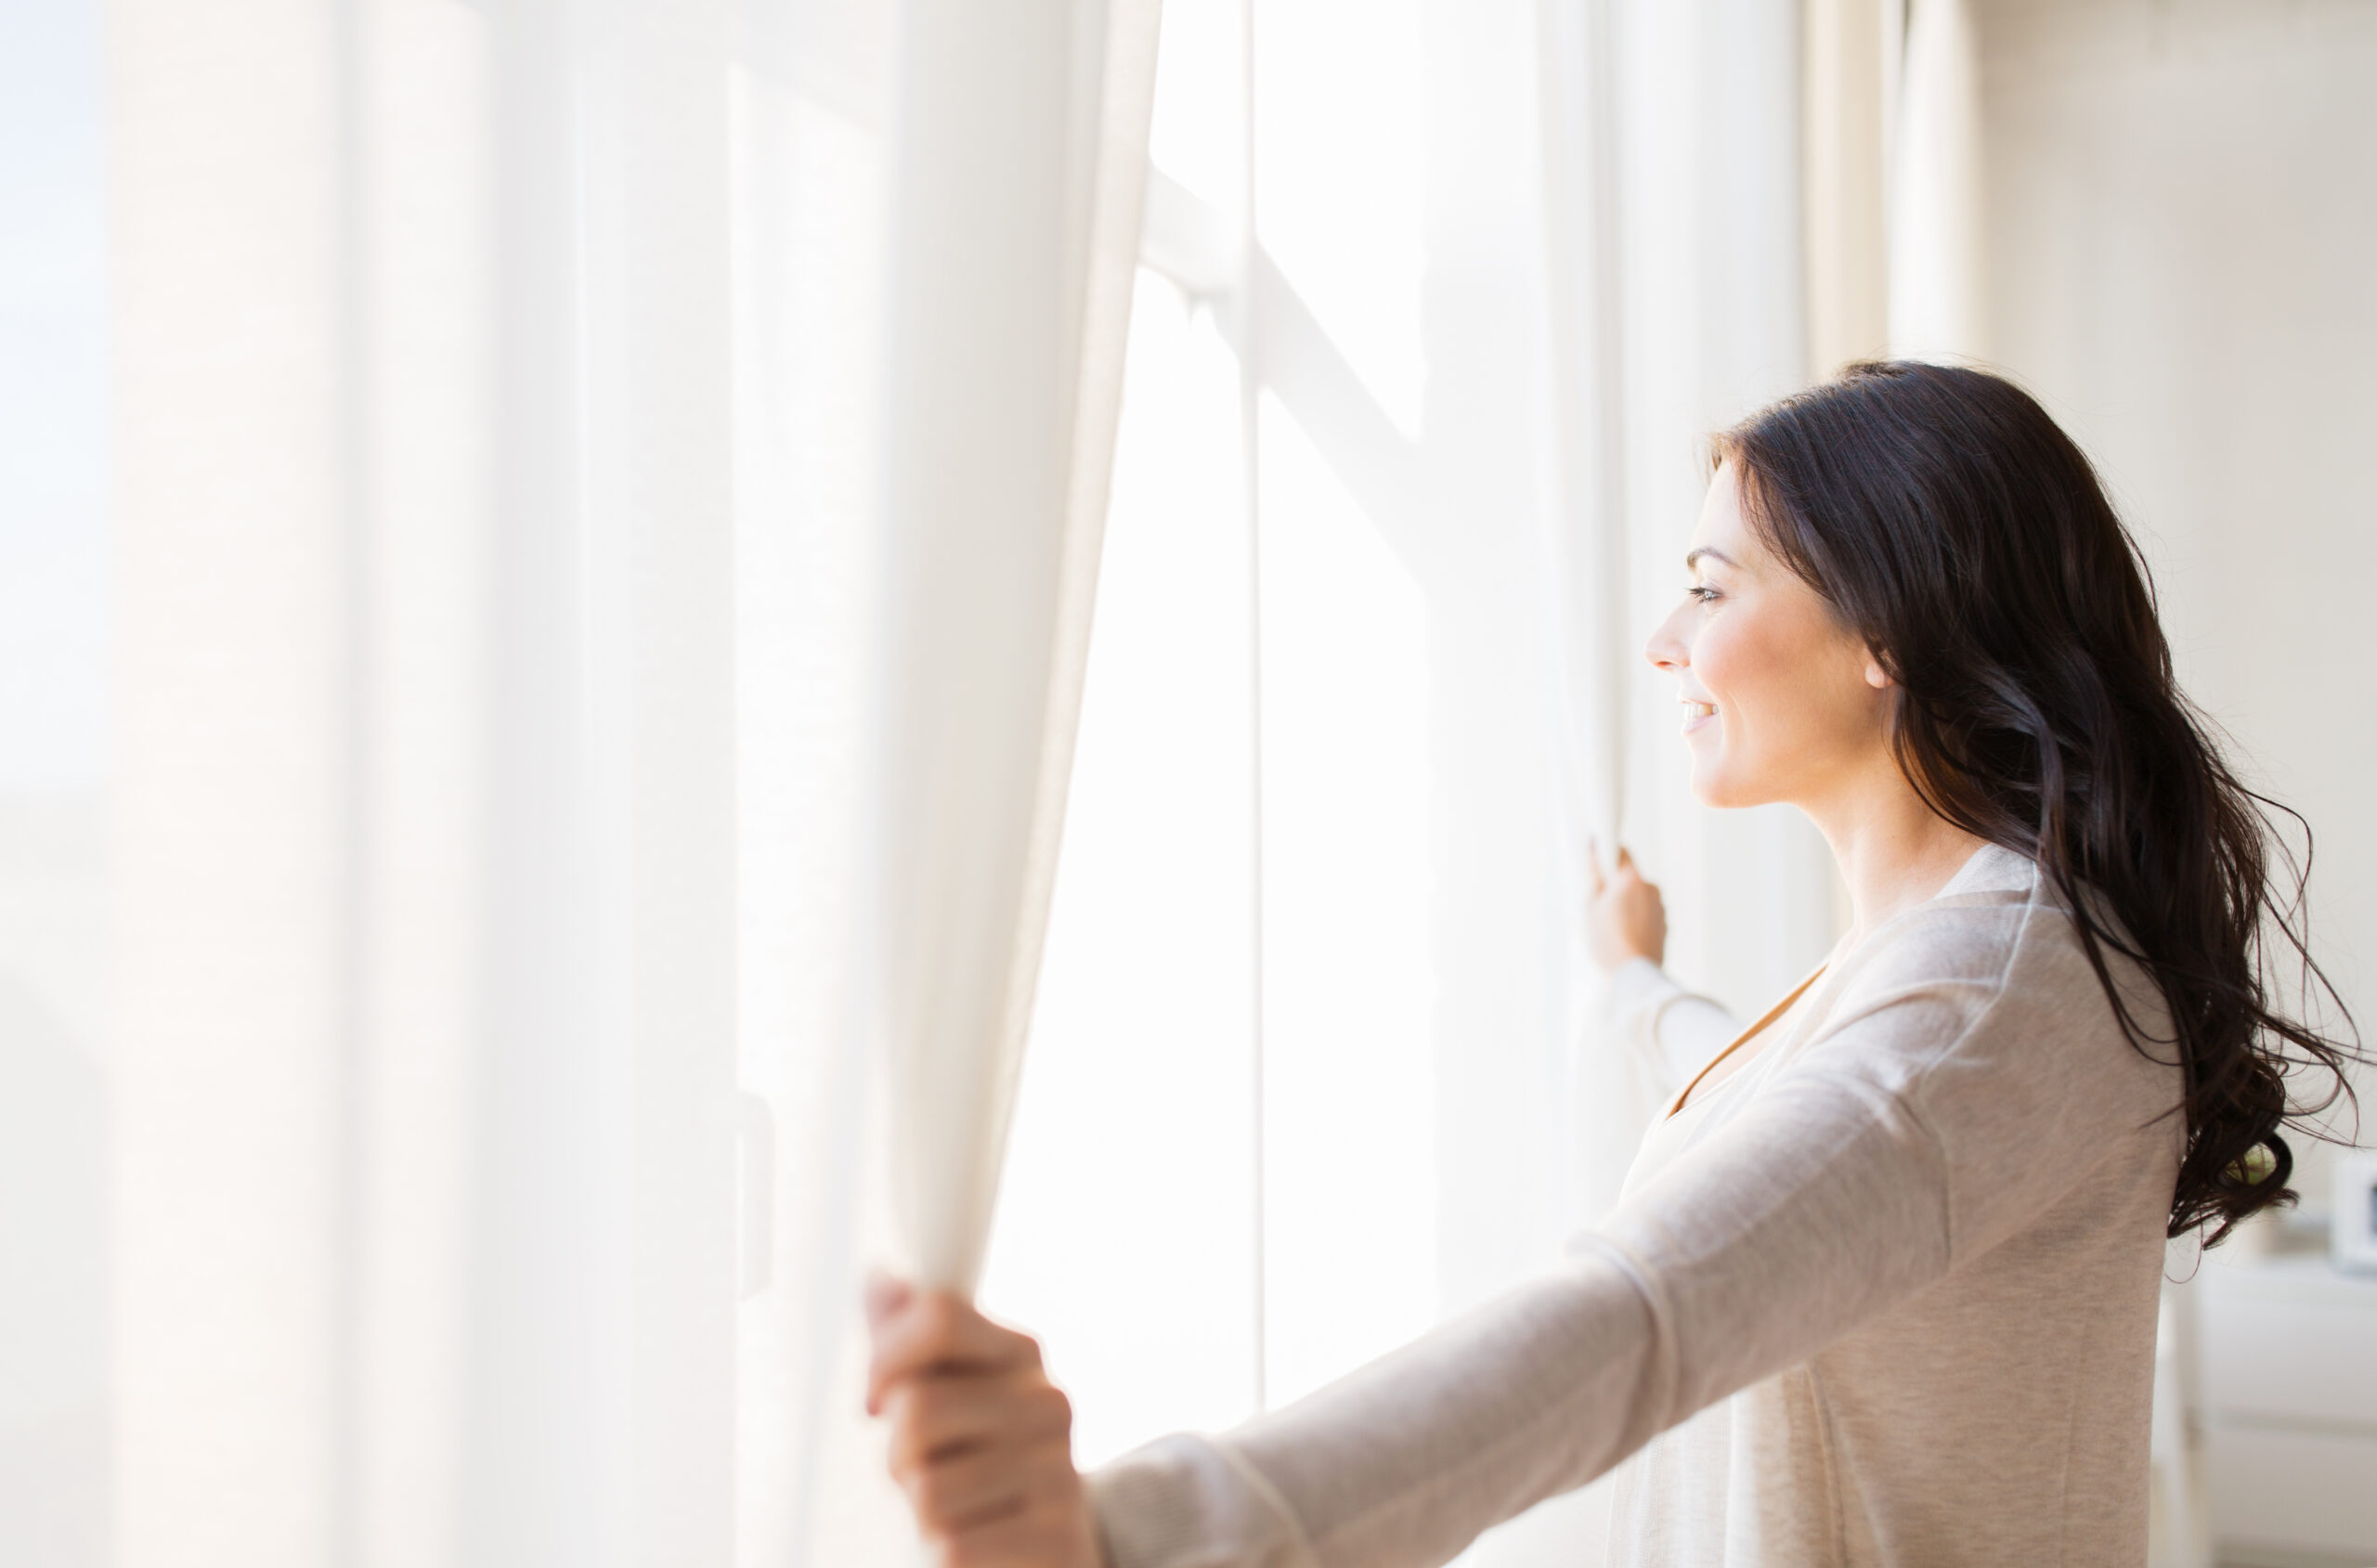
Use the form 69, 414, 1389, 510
1804, 765, 1991, 946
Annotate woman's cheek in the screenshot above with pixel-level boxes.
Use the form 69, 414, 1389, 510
1704, 619, 1794, 784
1694, 620, 1751, 723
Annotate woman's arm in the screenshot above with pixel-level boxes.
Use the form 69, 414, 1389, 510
1087, 1056, 1947, 1568
1607, 956, 1739, 1096
1085, 902, 2176, 1568
870, 899, 2176, 1568
1590, 845, 1739, 1095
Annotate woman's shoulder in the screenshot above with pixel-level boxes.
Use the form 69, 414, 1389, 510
1811, 843, 2176, 1102
1825, 844, 2049, 997
1832, 842, 2139, 997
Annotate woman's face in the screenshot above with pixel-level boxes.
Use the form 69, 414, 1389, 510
1645, 462, 1894, 810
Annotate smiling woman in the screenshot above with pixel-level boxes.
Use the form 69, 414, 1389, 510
1711, 361, 2355, 1244
1650, 469, 1897, 816
866, 361, 2364, 1568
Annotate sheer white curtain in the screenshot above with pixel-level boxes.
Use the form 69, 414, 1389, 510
97, 2, 1156, 1566
1890, 0, 1987, 361
1540, 0, 1837, 1230
870, 0, 1165, 1302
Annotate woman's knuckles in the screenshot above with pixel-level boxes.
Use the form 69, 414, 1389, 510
911, 1468, 1010, 1531
926, 1491, 1095, 1568
863, 1292, 1085, 1564
909, 1440, 1076, 1534
893, 1373, 1061, 1466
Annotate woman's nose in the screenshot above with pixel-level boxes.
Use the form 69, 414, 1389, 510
1644, 601, 1691, 674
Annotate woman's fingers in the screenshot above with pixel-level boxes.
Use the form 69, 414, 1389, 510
1585, 843, 1667, 970
888, 1378, 1096, 1568
919, 1484, 1100, 1568
863, 1277, 1099, 1568
901, 1429, 1072, 1533
1591, 838, 1647, 896
864, 1268, 912, 1328
866, 1288, 1042, 1415
884, 1368, 1072, 1472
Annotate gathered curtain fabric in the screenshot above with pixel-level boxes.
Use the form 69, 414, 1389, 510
99, 0, 1156, 1565
872, 0, 1165, 1302
1533, 0, 1836, 1231
759, 0, 1172, 1558
1889, 0, 1988, 362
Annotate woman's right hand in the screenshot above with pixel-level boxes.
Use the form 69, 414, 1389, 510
1587, 840, 1667, 972
865, 1274, 1103, 1568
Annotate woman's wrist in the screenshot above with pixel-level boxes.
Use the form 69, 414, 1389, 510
1604, 953, 1676, 1020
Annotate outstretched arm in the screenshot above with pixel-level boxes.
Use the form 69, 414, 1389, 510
1089, 1056, 1955, 1568
1086, 910, 2168, 1568
872, 901, 2170, 1568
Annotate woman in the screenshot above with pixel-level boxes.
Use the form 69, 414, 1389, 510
864, 363, 2358, 1566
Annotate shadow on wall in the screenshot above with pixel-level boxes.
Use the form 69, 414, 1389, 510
0, 977, 108, 1567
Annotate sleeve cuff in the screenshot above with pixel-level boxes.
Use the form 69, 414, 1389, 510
1087, 1432, 1318, 1568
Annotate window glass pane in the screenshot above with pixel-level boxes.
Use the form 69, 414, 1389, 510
1254, 0, 1426, 434
1254, 392, 1437, 1408
1148, 0, 1245, 216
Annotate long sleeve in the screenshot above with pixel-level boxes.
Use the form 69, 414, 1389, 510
1086, 884, 2182, 1568
1606, 956, 1740, 1101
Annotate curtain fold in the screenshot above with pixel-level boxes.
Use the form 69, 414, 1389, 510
1889, 0, 1987, 361
1534, 0, 1648, 1238
1534, 0, 1838, 1238
103, 0, 1165, 1562
110, 2, 748, 1561
1802, 0, 1891, 374
1536, 0, 1631, 876
871, 0, 1164, 1299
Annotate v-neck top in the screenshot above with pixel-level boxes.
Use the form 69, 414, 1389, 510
1087, 845, 2186, 1568
1664, 960, 1828, 1119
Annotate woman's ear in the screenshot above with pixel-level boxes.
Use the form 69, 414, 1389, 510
1864, 654, 1893, 690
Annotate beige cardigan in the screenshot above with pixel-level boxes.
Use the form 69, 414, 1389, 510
1085, 845, 2184, 1567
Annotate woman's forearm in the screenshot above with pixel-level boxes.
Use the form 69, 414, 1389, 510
1607, 956, 1740, 1097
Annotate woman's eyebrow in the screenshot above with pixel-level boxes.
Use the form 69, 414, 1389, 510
1684, 546, 1737, 571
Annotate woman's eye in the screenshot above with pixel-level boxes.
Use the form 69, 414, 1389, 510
1687, 584, 1720, 604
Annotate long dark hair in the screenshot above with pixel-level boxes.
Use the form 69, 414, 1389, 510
1718, 360, 2360, 1244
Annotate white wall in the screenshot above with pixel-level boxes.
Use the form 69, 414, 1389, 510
1982, 0, 2377, 1202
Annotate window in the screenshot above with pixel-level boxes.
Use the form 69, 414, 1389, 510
981, 0, 1461, 1468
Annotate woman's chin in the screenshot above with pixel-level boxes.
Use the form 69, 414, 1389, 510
1687, 758, 1764, 810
